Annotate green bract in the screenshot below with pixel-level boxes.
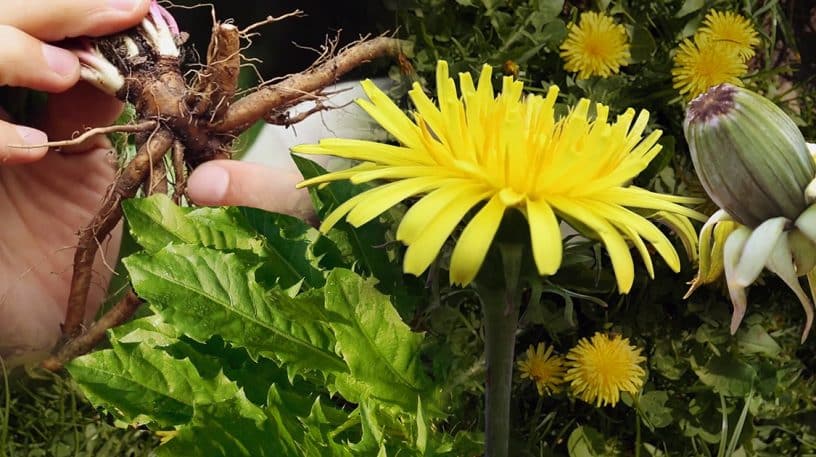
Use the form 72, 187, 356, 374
684, 84, 816, 341
684, 84, 816, 228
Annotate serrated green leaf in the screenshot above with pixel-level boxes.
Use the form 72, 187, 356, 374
124, 196, 326, 289
157, 393, 301, 457
236, 207, 327, 288
353, 401, 385, 453
298, 397, 355, 457
124, 245, 347, 377
110, 315, 181, 347
122, 195, 261, 254
324, 269, 433, 413
67, 342, 239, 427
294, 156, 405, 294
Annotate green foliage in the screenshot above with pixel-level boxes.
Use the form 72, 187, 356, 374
65, 186, 816, 456
44, 1, 816, 455
0, 369, 157, 456
68, 189, 480, 456
388, 0, 816, 175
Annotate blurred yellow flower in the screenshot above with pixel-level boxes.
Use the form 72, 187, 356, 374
672, 35, 746, 99
697, 10, 759, 61
560, 11, 630, 79
517, 343, 565, 396
564, 333, 646, 407
295, 61, 702, 289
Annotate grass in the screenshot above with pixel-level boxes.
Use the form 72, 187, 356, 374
0, 363, 158, 457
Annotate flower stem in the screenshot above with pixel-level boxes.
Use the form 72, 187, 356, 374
635, 406, 642, 457
479, 242, 523, 457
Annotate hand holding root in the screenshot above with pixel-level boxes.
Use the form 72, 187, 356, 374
41, 1, 407, 370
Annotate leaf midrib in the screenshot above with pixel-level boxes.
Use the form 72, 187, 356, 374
137, 261, 346, 372
71, 360, 195, 416
334, 280, 425, 394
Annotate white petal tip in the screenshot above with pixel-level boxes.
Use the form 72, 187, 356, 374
730, 306, 747, 335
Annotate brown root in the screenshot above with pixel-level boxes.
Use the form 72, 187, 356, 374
7, 121, 157, 150
189, 23, 242, 119
171, 140, 187, 204
147, 154, 169, 196
46, 31, 407, 370
240, 10, 305, 36
214, 36, 406, 133
62, 129, 174, 337
42, 289, 144, 372
264, 99, 342, 126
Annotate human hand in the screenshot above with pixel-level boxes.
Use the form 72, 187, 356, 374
0, 0, 150, 366
187, 161, 318, 225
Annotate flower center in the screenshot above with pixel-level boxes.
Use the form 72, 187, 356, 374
527, 359, 558, 382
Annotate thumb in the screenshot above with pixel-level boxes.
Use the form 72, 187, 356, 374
0, 121, 48, 164
187, 161, 317, 223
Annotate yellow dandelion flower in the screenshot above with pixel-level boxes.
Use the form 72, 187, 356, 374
294, 61, 704, 289
517, 343, 565, 396
560, 11, 631, 79
564, 333, 646, 407
672, 35, 747, 99
697, 10, 759, 62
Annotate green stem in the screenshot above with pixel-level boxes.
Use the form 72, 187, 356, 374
716, 394, 729, 457
481, 286, 519, 457
480, 240, 524, 457
635, 406, 642, 457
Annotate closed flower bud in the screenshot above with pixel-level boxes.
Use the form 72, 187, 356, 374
684, 84, 816, 228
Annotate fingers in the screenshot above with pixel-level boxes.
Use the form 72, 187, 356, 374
187, 161, 317, 223
0, 0, 150, 42
0, 120, 48, 164
0, 26, 80, 92
36, 81, 123, 153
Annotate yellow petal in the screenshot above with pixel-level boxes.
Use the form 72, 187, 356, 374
585, 200, 680, 273
349, 166, 456, 184
656, 211, 698, 262
397, 181, 489, 244
449, 194, 507, 285
402, 190, 492, 276
358, 80, 423, 150
293, 138, 431, 166
616, 223, 655, 278
408, 83, 444, 137
526, 198, 563, 275
686, 209, 732, 297
345, 177, 447, 227
296, 163, 380, 188
598, 187, 707, 221
319, 190, 370, 233
549, 196, 634, 293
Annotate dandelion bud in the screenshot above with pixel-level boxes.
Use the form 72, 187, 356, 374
684, 84, 816, 228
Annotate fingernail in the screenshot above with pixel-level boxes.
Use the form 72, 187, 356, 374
108, 0, 142, 11
187, 164, 230, 205
15, 126, 48, 146
42, 44, 77, 78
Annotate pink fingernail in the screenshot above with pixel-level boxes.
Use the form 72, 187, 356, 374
15, 126, 47, 146
42, 44, 77, 78
109, 0, 142, 11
